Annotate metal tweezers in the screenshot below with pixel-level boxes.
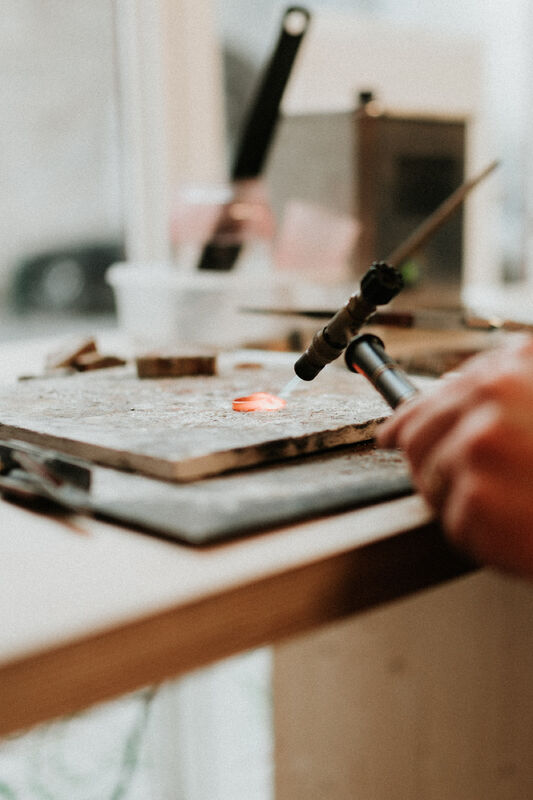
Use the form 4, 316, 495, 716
0, 439, 92, 511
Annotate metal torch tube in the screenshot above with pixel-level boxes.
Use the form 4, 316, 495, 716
345, 334, 419, 409
294, 261, 404, 381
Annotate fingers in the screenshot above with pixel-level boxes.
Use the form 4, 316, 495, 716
377, 334, 533, 453
405, 397, 533, 509
443, 470, 533, 577
413, 402, 501, 511
374, 334, 533, 577
395, 398, 533, 575
378, 383, 463, 467
376, 369, 472, 452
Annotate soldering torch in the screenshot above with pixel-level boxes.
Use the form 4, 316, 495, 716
293, 261, 404, 381
344, 333, 419, 409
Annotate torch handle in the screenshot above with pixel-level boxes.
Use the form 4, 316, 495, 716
345, 334, 419, 409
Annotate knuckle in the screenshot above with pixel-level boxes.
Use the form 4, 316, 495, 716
475, 372, 508, 400
462, 473, 489, 510
462, 408, 505, 463
476, 369, 526, 403
444, 474, 487, 542
397, 427, 419, 461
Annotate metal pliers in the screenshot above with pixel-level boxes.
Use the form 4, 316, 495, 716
0, 439, 92, 510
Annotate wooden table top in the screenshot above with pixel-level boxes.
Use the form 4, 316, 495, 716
0, 330, 474, 737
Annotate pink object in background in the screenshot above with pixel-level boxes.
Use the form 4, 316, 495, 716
274, 200, 360, 282
170, 179, 275, 247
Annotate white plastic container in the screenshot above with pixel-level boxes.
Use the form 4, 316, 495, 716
106, 262, 240, 351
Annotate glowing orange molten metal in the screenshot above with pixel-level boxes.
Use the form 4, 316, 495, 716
232, 392, 287, 412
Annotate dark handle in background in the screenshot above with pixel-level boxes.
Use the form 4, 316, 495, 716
197, 6, 311, 271
232, 5, 311, 180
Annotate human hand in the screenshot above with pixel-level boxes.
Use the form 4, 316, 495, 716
377, 335, 533, 578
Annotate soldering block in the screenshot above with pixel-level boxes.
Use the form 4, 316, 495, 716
135, 352, 218, 379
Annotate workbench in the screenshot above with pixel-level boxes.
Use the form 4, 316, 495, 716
0, 329, 476, 739
3, 323, 533, 800
2, 476, 475, 738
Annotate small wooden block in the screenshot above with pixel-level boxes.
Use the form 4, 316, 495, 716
75, 353, 127, 372
136, 354, 217, 378
45, 338, 97, 370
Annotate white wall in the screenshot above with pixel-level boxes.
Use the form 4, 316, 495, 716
377, 0, 531, 281
0, 1, 121, 293
2, 0, 532, 299
217, 0, 533, 284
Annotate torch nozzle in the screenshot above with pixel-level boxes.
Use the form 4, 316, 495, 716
294, 262, 404, 381
345, 333, 418, 408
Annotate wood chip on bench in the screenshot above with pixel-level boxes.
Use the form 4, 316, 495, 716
136, 353, 217, 378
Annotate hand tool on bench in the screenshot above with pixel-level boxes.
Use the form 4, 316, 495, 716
0, 436, 414, 544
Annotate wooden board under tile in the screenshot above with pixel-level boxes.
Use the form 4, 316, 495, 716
0, 358, 398, 481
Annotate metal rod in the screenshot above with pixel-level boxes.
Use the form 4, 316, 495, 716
293, 262, 404, 381
385, 160, 499, 268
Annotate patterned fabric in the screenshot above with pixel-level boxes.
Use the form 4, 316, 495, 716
0, 650, 273, 799
0, 690, 154, 799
